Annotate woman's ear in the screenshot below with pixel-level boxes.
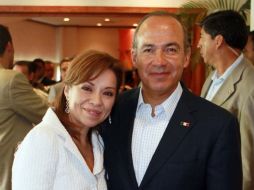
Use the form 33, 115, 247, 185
64, 85, 69, 99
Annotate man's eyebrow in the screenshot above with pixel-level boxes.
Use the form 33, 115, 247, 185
164, 42, 181, 48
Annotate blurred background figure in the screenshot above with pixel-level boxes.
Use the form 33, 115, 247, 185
244, 31, 254, 64
120, 69, 140, 92
44, 60, 55, 80
48, 57, 73, 105
0, 24, 48, 190
13, 61, 48, 101
32, 58, 56, 92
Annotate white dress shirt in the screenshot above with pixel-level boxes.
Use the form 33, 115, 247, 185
131, 83, 182, 185
205, 54, 243, 101
12, 108, 107, 190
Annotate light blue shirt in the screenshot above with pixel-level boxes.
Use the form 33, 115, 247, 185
131, 82, 182, 185
205, 54, 243, 101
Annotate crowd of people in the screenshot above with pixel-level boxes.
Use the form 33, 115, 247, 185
0, 9, 254, 190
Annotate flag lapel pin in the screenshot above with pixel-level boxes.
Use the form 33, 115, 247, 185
180, 121, 190, 128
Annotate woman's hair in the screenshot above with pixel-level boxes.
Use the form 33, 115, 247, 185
54, 50, 123, 134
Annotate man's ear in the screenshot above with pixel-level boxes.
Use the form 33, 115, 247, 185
215, 35, 224, 49
183, 47, 191, 68
131, 49, 138, 68
6, 42, 14, 53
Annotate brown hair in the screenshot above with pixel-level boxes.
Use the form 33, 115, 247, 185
54, 50, 123, 135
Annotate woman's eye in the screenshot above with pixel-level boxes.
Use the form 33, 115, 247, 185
82, 86, 92, 92
103, 91, 114, 97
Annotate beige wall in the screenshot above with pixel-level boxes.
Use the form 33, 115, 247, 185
7, 20, 57, 62
5, 21, 119, 63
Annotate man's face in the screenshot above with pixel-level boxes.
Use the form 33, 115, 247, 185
244, 35, 254, 63
197, 28, 217, 66
60, 61, 70, 80
132, 16, 190, 99
35, 62, 45, 80
45, 63, 54, 79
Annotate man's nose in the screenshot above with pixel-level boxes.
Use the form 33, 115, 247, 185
154, 50, 167, 66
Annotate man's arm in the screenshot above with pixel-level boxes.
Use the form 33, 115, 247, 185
207, 116, 242, 190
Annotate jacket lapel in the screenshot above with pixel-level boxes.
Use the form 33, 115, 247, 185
139, 89, 197, 188
212, 60, 246, 106
200, 73, 213, 98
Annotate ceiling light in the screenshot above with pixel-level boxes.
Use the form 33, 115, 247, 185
63, 18, 70, 22
104, 18, 110, 22
133, 23, 138, 27
97, 23, 102, 26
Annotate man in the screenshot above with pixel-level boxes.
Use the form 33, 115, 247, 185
0, 24, 48, 190
44, 60, 55, 80
32, 58, 56, 91
48, 57, 72, 104
13, 61, 35, 83
104, 12, 242, 190
199, 10, 254, 190
244, 31, 254, 64
13, 60, 48, 101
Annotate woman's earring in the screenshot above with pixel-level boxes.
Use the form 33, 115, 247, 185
65, 98, 70, 114
108, 115, 112, 124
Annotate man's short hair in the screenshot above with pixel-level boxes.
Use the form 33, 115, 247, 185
0, 24, 12, 56
200, 10, 248, 50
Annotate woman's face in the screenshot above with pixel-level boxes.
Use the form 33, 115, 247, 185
64, 69, 117, 129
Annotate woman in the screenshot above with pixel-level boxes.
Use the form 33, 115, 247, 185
12, 50, 122, 190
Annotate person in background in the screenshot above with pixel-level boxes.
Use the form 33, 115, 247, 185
32, 58, 56, 92
244, 31, 254, 64
13, 60, 48, 101
12, 50, 123, 190
103, 11, 242, 190
48, 57, 73, 105
199, 10, 254, 190
44, 60, 56, 80
0, 24, 48, 190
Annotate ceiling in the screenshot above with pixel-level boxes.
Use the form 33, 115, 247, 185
0, 6, 203, 28
0, 15, 142, 28
30, 15, 143, 28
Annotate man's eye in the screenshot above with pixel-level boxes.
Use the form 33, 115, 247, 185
167, 47, 177, 52
143, 48, 153, 53
165, 47, 179, 54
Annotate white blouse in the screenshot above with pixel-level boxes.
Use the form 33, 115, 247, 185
12, 108, 107, 190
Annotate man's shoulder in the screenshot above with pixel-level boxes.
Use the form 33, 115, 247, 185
0, 69, 23, 85
183, 89, 234, 119
0, 68, 19, 78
